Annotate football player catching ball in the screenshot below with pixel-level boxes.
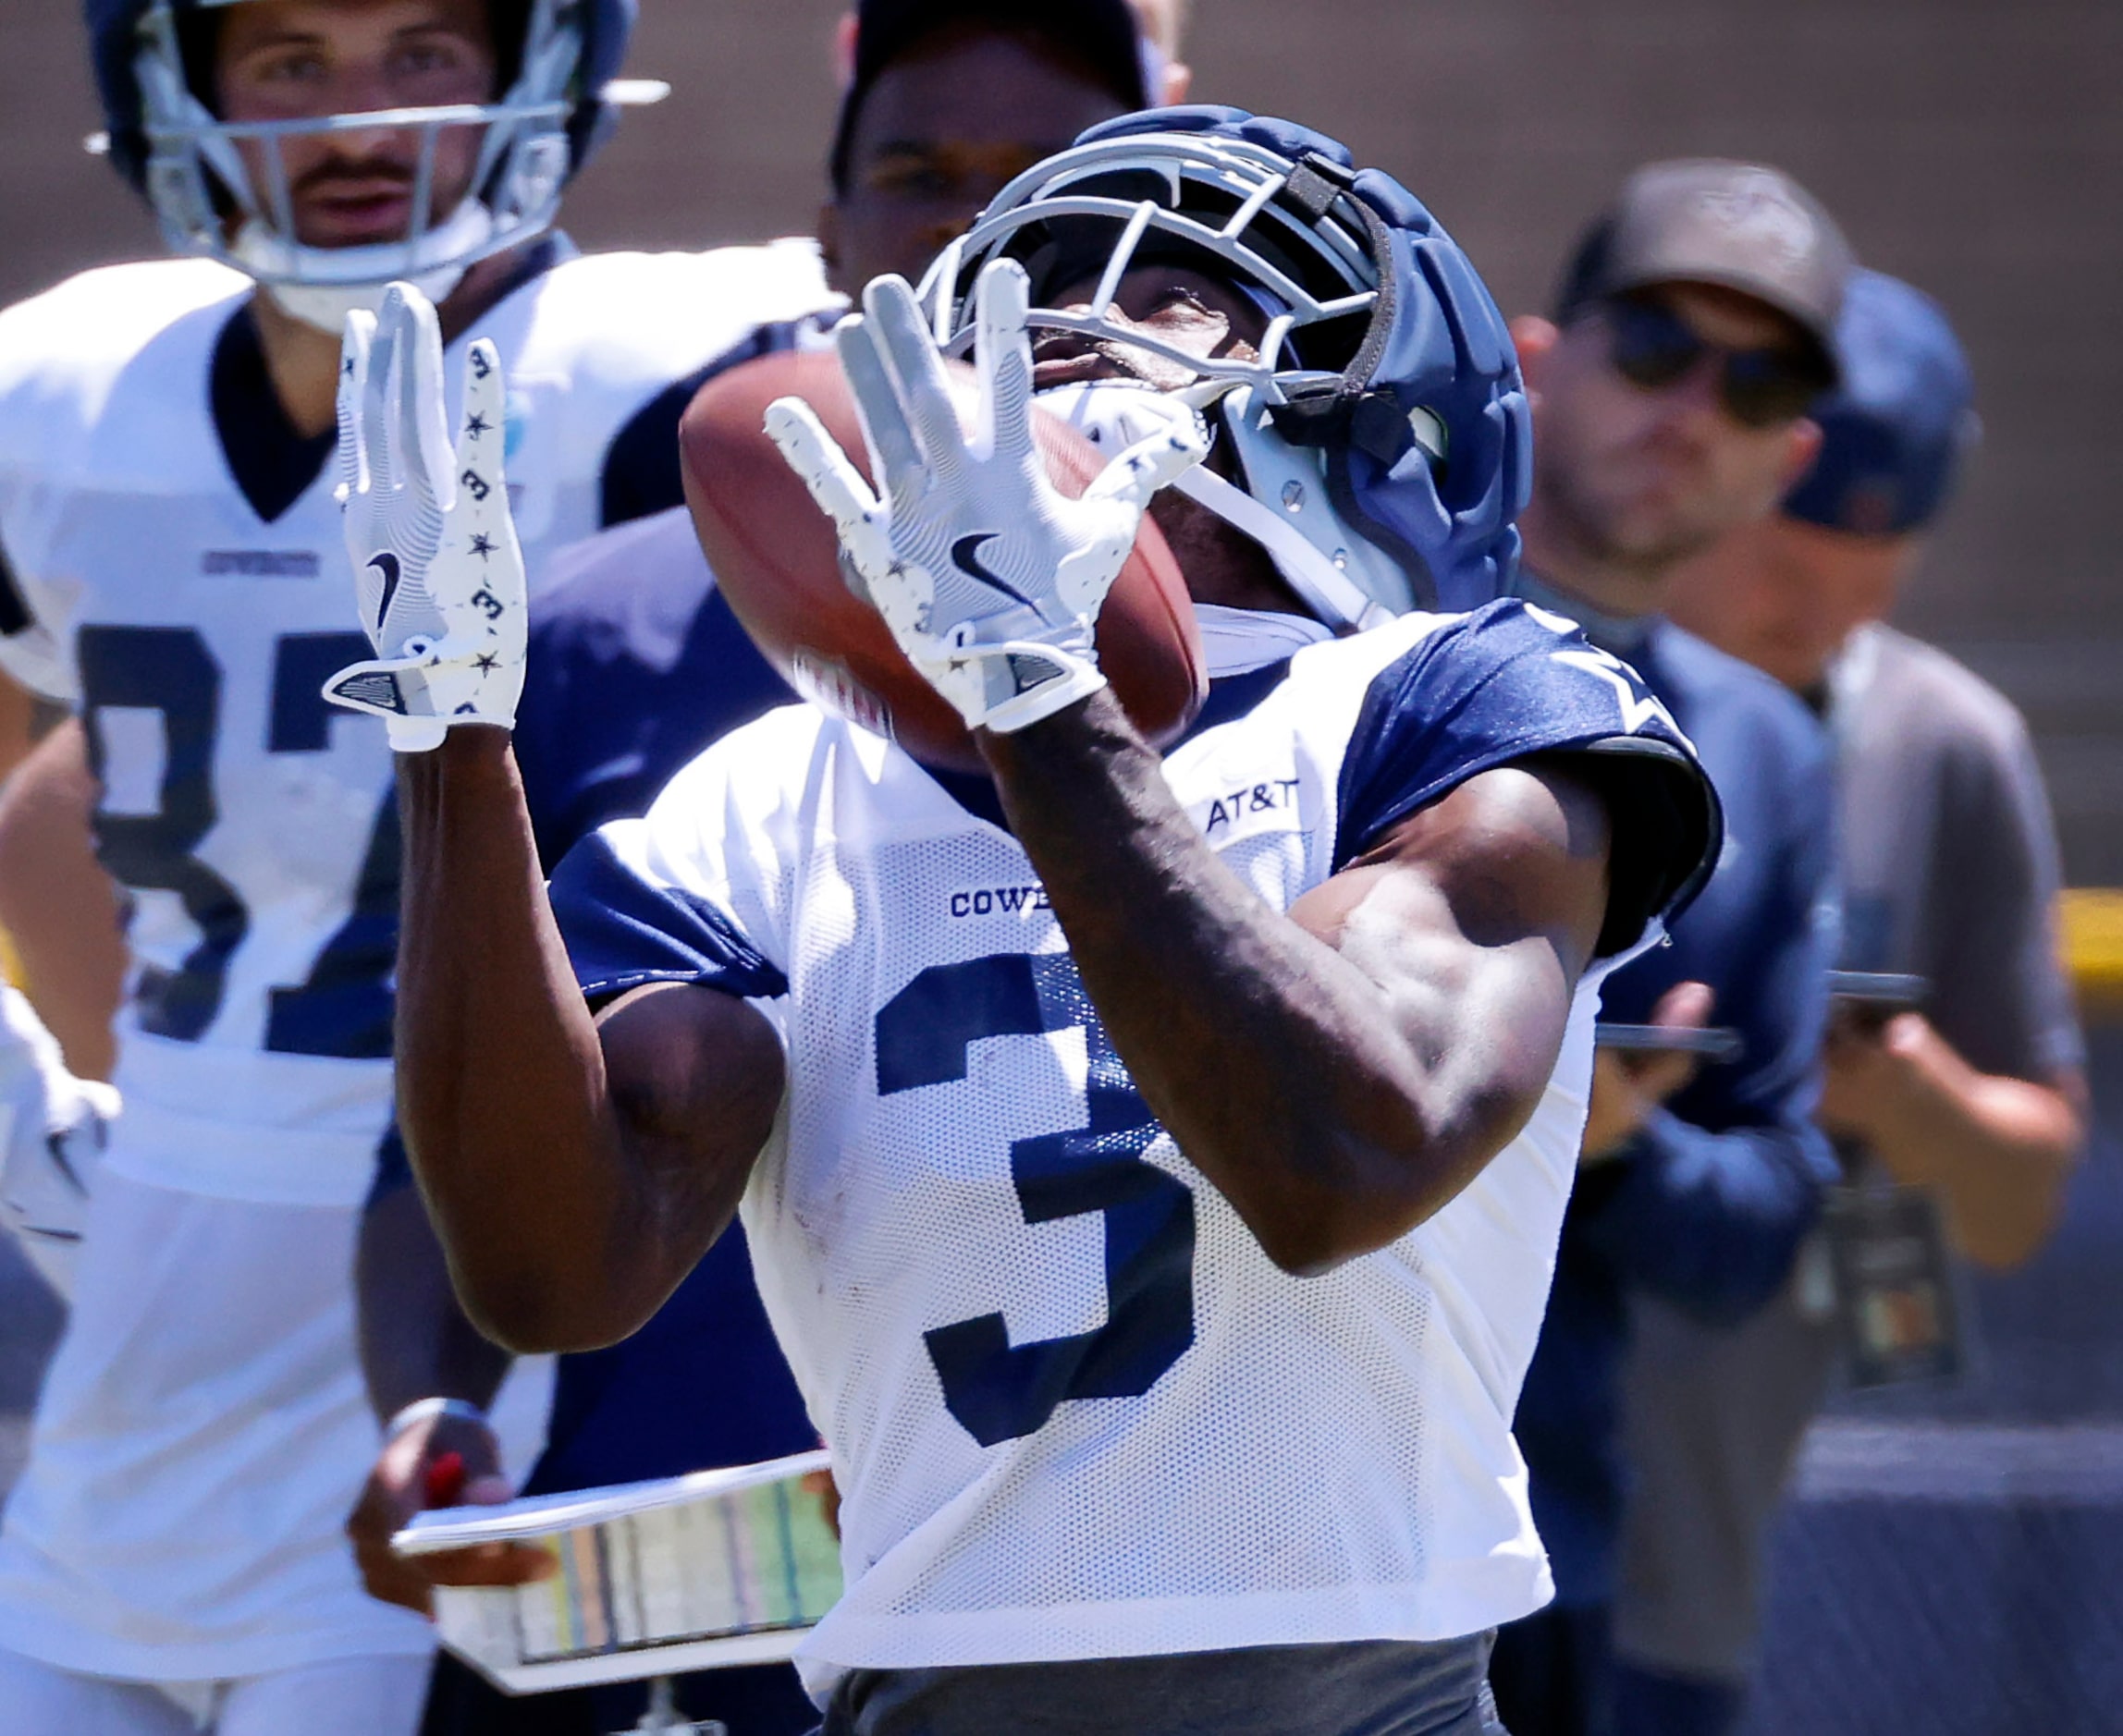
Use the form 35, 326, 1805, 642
352, 112, 1722, 1735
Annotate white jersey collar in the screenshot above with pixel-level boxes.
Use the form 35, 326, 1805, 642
1193, 603, 1333, 679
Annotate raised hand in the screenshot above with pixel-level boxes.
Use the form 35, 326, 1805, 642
764, 259, 1208, 735
324, 282, 526, 752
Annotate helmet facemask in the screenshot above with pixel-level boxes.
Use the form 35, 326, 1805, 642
127, 0, 585, 319
916, 128, 1454, 630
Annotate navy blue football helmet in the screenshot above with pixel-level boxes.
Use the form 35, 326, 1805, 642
85, 0, 636, 289
917, 107, 1529, 624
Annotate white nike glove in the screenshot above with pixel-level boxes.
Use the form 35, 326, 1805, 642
0, 985, 119, 1303
764, 260, 1209, 734
324, 282, 527, 752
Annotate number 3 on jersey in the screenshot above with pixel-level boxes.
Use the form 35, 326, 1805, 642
78, 623, 397, 1057
876, 954, 1196, 1449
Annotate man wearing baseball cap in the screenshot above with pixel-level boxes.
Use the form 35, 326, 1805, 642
1628, 271, 2088, 1734
1487, 162, 1853, 1736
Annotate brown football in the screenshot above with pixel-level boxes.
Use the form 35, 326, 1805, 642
679, 347, 1206, 776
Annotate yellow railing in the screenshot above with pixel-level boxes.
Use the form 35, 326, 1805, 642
2062, 888, 2123, 1014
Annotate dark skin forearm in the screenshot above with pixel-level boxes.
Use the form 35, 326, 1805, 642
357, 1184, 512, 1424
394, 728, 783, 1351
348, 1185, 554, 1618
979, 688, 1612, 1274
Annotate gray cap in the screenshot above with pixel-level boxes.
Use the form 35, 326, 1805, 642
1557, 159, 1856, 382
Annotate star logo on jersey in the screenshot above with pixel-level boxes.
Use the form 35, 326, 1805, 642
473, 652, 499, 676
366, 552, 403, 631
464, 412, 491, 441
1550, 647, 1682, 740
950, 534, 1040, 609
469, 532, 496, 561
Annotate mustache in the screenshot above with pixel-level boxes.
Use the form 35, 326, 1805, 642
289, 154, 421, 201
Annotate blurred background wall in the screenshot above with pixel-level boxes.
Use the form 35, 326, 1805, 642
6, 0, 2117, 874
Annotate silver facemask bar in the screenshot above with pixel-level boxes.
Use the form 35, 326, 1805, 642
918, 132, 1431, 630
144, 102, 570, 285
918, 134, 1381, 408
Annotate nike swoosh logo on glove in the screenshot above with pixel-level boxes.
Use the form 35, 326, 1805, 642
950, 534, 1039, 609
367, 552, 402, 631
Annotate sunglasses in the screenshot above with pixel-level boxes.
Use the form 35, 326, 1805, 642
1601, 296, 1829, 430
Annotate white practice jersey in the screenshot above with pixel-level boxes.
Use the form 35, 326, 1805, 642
550, 601, 1716, 1682
0, 240, 830, 1206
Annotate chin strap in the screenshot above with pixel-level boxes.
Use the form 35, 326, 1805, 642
1166, 460, 1392, 633
1040, 378, 1393, 634
233, 201, 495, 335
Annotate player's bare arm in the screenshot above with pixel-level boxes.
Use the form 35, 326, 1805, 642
0, 720, 128, 1301
392, 729, 784, 1350
345, 1181, 533, 1613
983, 701, 1611, 1273
328, 285, 788, 1352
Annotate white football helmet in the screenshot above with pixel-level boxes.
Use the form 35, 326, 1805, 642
88, 0, 639, 296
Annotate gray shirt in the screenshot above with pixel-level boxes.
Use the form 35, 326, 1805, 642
1612, 622, 2084, 1682
1831, 624, 2083, 1082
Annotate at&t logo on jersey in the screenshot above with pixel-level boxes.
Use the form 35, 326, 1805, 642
1193, 777, 1302, 842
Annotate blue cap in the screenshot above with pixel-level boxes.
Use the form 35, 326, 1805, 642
1783, 268, 1978, 537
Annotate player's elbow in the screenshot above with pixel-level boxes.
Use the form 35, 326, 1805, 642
1251, 1215, 1358, 1278
465, 1292, 639, 1358
1243, 1132, 1476, 1278
452, 1257, 653, 1357
460, 1291, 577, 1357
1251, 1189, 1438, 1277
